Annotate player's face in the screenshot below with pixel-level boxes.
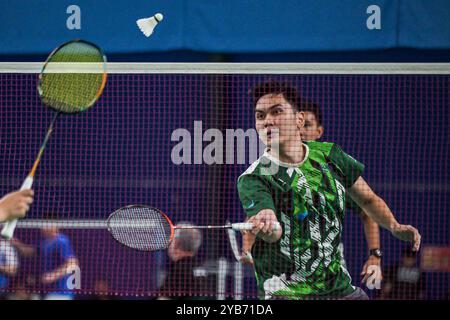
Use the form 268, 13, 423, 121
168, 239, 179, 261
300, 111, 323, 141
255, 93, 303, 149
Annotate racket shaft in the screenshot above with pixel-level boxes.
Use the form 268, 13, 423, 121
0, 176, 34, 239
173, 224, 253, 230
30, 113, 59, 175
174, 222, 281, 231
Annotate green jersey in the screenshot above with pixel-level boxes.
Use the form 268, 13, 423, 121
237, 141, 364, 299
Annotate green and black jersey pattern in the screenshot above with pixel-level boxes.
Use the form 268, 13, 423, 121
237, 141, 364, 299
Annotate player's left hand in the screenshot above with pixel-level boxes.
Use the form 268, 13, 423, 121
391, 224, 421, 252
361, 256, 382, 289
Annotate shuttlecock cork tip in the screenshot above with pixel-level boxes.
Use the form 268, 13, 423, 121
136, 13, 163, 37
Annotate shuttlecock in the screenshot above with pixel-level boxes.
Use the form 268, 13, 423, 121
136, 13, 163, 37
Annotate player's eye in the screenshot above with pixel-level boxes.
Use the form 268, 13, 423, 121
255, 112, 265, 120
272, 108, 282, 115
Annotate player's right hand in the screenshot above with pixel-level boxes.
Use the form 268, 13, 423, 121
247, 209, 282, 243
240, 251, 254, 265
0, 189, 34, 221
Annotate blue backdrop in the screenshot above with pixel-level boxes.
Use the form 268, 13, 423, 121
1, 0, 450, 55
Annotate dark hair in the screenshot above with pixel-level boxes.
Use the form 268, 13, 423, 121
249, 80, 302, 112
174, 222, 202, 254
300, 101, 323, 126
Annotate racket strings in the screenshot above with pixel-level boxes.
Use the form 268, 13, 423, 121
107, 206, 172, 251
40, 41, 106, 113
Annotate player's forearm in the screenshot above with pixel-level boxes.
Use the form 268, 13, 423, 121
361, 213, 381, 249
11, 239, 36, 256
0, 208, 7, 222
359, 195, 399, 232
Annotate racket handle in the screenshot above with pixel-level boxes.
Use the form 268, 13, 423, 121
1, 176, 34, 240
20, 176, 34, 191
230, 221, 281, 231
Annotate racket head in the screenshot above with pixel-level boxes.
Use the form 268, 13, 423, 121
107, 205, 175, 252
38, 39, 107, 114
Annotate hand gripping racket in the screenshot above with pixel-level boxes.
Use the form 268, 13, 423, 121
107, 205, 281, 252
1, 39, 107, 239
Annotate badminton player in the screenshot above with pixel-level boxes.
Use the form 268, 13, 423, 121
237, 80, 421, 300
242, 102, 383, 287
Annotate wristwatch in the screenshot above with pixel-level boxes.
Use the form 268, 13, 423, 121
369, 248, 383, 258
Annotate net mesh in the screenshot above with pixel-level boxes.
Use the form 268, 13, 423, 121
0, 65, 448, 300
107, 206, 172, 252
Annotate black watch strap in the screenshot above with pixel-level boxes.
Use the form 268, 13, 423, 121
369, 248, 383, 258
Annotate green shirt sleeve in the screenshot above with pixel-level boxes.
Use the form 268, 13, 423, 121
345, 194, 364, 216
328, 144, 365, 189
237, 174, 276, 217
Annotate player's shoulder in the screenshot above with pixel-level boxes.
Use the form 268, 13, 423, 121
238, 156, 265, 179
237, 154, 274, 187
304, 140, 339, 155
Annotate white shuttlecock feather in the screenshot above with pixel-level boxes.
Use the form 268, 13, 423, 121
136, 13, 163, 37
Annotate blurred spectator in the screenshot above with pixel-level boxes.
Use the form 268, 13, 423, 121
0, 239, 18, 299
380, 248, 426, 300
40, 220, 79, 300
10, 237, 35, 257
7, 282, 39, 300
94, 279, 118, 300
158, 222, 206, 300
77, 279, 118, 300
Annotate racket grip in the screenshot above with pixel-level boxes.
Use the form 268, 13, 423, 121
231, 223, 253, 231
231, 221, 281, 231
1, 176, 34, 240
20, 176, 34, 190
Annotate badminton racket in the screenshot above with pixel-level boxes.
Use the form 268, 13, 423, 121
107, 205, 281, 252
1, 39, 107, 239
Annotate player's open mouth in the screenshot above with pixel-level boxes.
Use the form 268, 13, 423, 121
266, 128, 279, 140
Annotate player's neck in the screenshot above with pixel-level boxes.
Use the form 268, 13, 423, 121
269, 139, 305, 165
